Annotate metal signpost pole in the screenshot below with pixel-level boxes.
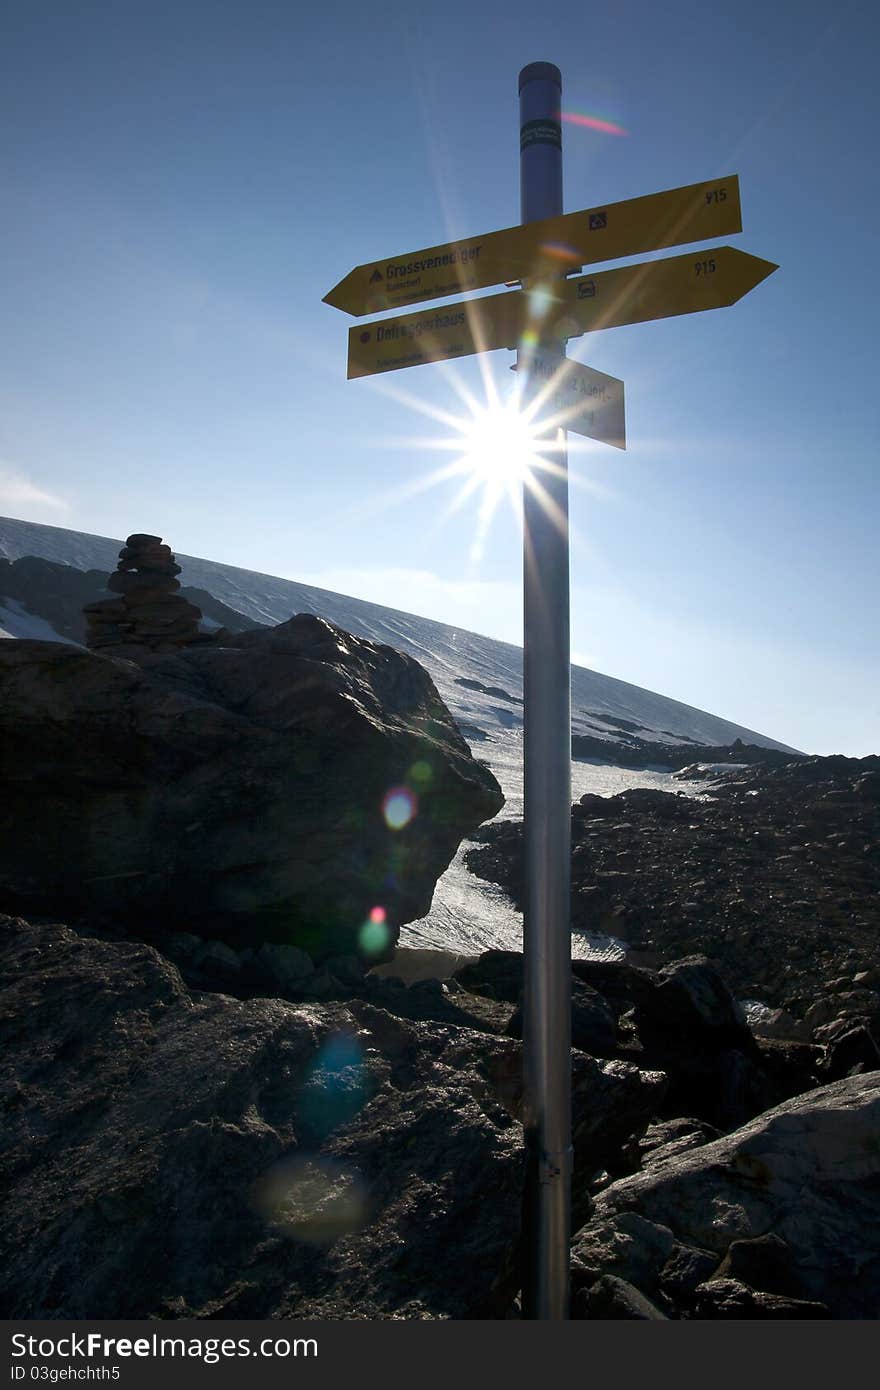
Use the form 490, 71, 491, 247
325, 57, 776, 1326
517, 61, 572, 1321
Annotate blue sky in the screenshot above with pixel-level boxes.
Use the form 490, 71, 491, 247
2, 0, 877, 755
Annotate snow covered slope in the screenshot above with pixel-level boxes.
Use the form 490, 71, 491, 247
0, 514, 800, 955
0, 515, 797, 756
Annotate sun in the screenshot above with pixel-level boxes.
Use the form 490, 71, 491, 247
331, 352, 584, 567
456, 398, 542, 489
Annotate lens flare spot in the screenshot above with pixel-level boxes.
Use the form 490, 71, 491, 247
296, 1030, 367, 1142
359, 915, 392, 957
369, 905, 386, 923
527, 285, 554, 318
252, 1155, 368, 1244
540, 239, 582, 265
383, 785, 417, 830
561, 111, 628, 136
409, 760, 433, 786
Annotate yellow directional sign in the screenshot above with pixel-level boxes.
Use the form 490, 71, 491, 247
346, 246, 777, 379
347, 298, 521, 379
326, 176, 742, 316
523, 351, 625, 449
555, 245, 778, 337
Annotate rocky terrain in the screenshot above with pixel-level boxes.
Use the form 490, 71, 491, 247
0, 543, 877, 1319
0, 616, 502, 957
466, 755, 880, 1030
2, 910, 878, 1320
571, 731, 804, 771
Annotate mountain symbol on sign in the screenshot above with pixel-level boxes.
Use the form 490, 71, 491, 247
589, 212, 607, 231
369, 269, 384, 284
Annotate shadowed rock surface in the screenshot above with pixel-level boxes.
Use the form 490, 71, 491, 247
571, 731, 803, 771
0, 914, 669, 1319
0, 615, 503, 958
570, 1070, 880, 1319
0, 915, 523, 1319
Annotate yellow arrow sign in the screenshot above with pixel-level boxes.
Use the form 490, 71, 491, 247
346, 246, 777, 379
555, 245, 778, 337
326, 176, 742, 316
347, 298, 521, 378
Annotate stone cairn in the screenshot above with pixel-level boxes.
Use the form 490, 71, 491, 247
84, 533, 203, 654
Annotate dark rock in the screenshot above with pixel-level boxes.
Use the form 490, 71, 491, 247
324, 955, 367, 990
571, 1211, 675, 1293
714, 1232, 802, 1297
659, 1243, 719, 1300
751, 1037, 822, 1106
638, 1117, 721, 1172
575, 1274, 667, 1319
572, 793, 621, 819
0, 617, 503, 959
570, 1056, 666, 1218
192, 940, 241, 977
569, 1070, 880, 1318
571, 958, 657, 1011
635, 956, 748, 1040
0, 915, 523, 1319
125, 533, 163, 547
630, 957, 766, 1129
453, 949, 523, 1003
570, 981, 617, 1056
107, 571, 181, 595
745, 1004, 802, 1040
692, 1278, 830, 1319
505, 978, 617, 1057
820, 1024, 880, 1082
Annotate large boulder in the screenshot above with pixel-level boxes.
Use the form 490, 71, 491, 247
571, 1069, 880, 1318
0, 914, 522, 1319
0, 617, 503, 958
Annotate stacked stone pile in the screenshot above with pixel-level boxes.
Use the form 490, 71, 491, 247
84, 533, 203, 654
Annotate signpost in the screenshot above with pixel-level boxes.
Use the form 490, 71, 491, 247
346, 296, 520, 379
557, 245, 778, 335
516, 60, 572, 1324
346, 245, 777, 378
324, 175, 743, 316
323, 62, 778, 1323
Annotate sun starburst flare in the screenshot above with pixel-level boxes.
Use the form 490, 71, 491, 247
324, 336, 615, 569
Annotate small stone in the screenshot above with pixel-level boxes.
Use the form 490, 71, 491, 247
324, 954, 366, 988
693, 1277, 830, 1319
107, 572, 180, 596
256, 942, 314, 990
165, 932, 203, 958
192, 941, 241, 974
576, 1274, 667, 1320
